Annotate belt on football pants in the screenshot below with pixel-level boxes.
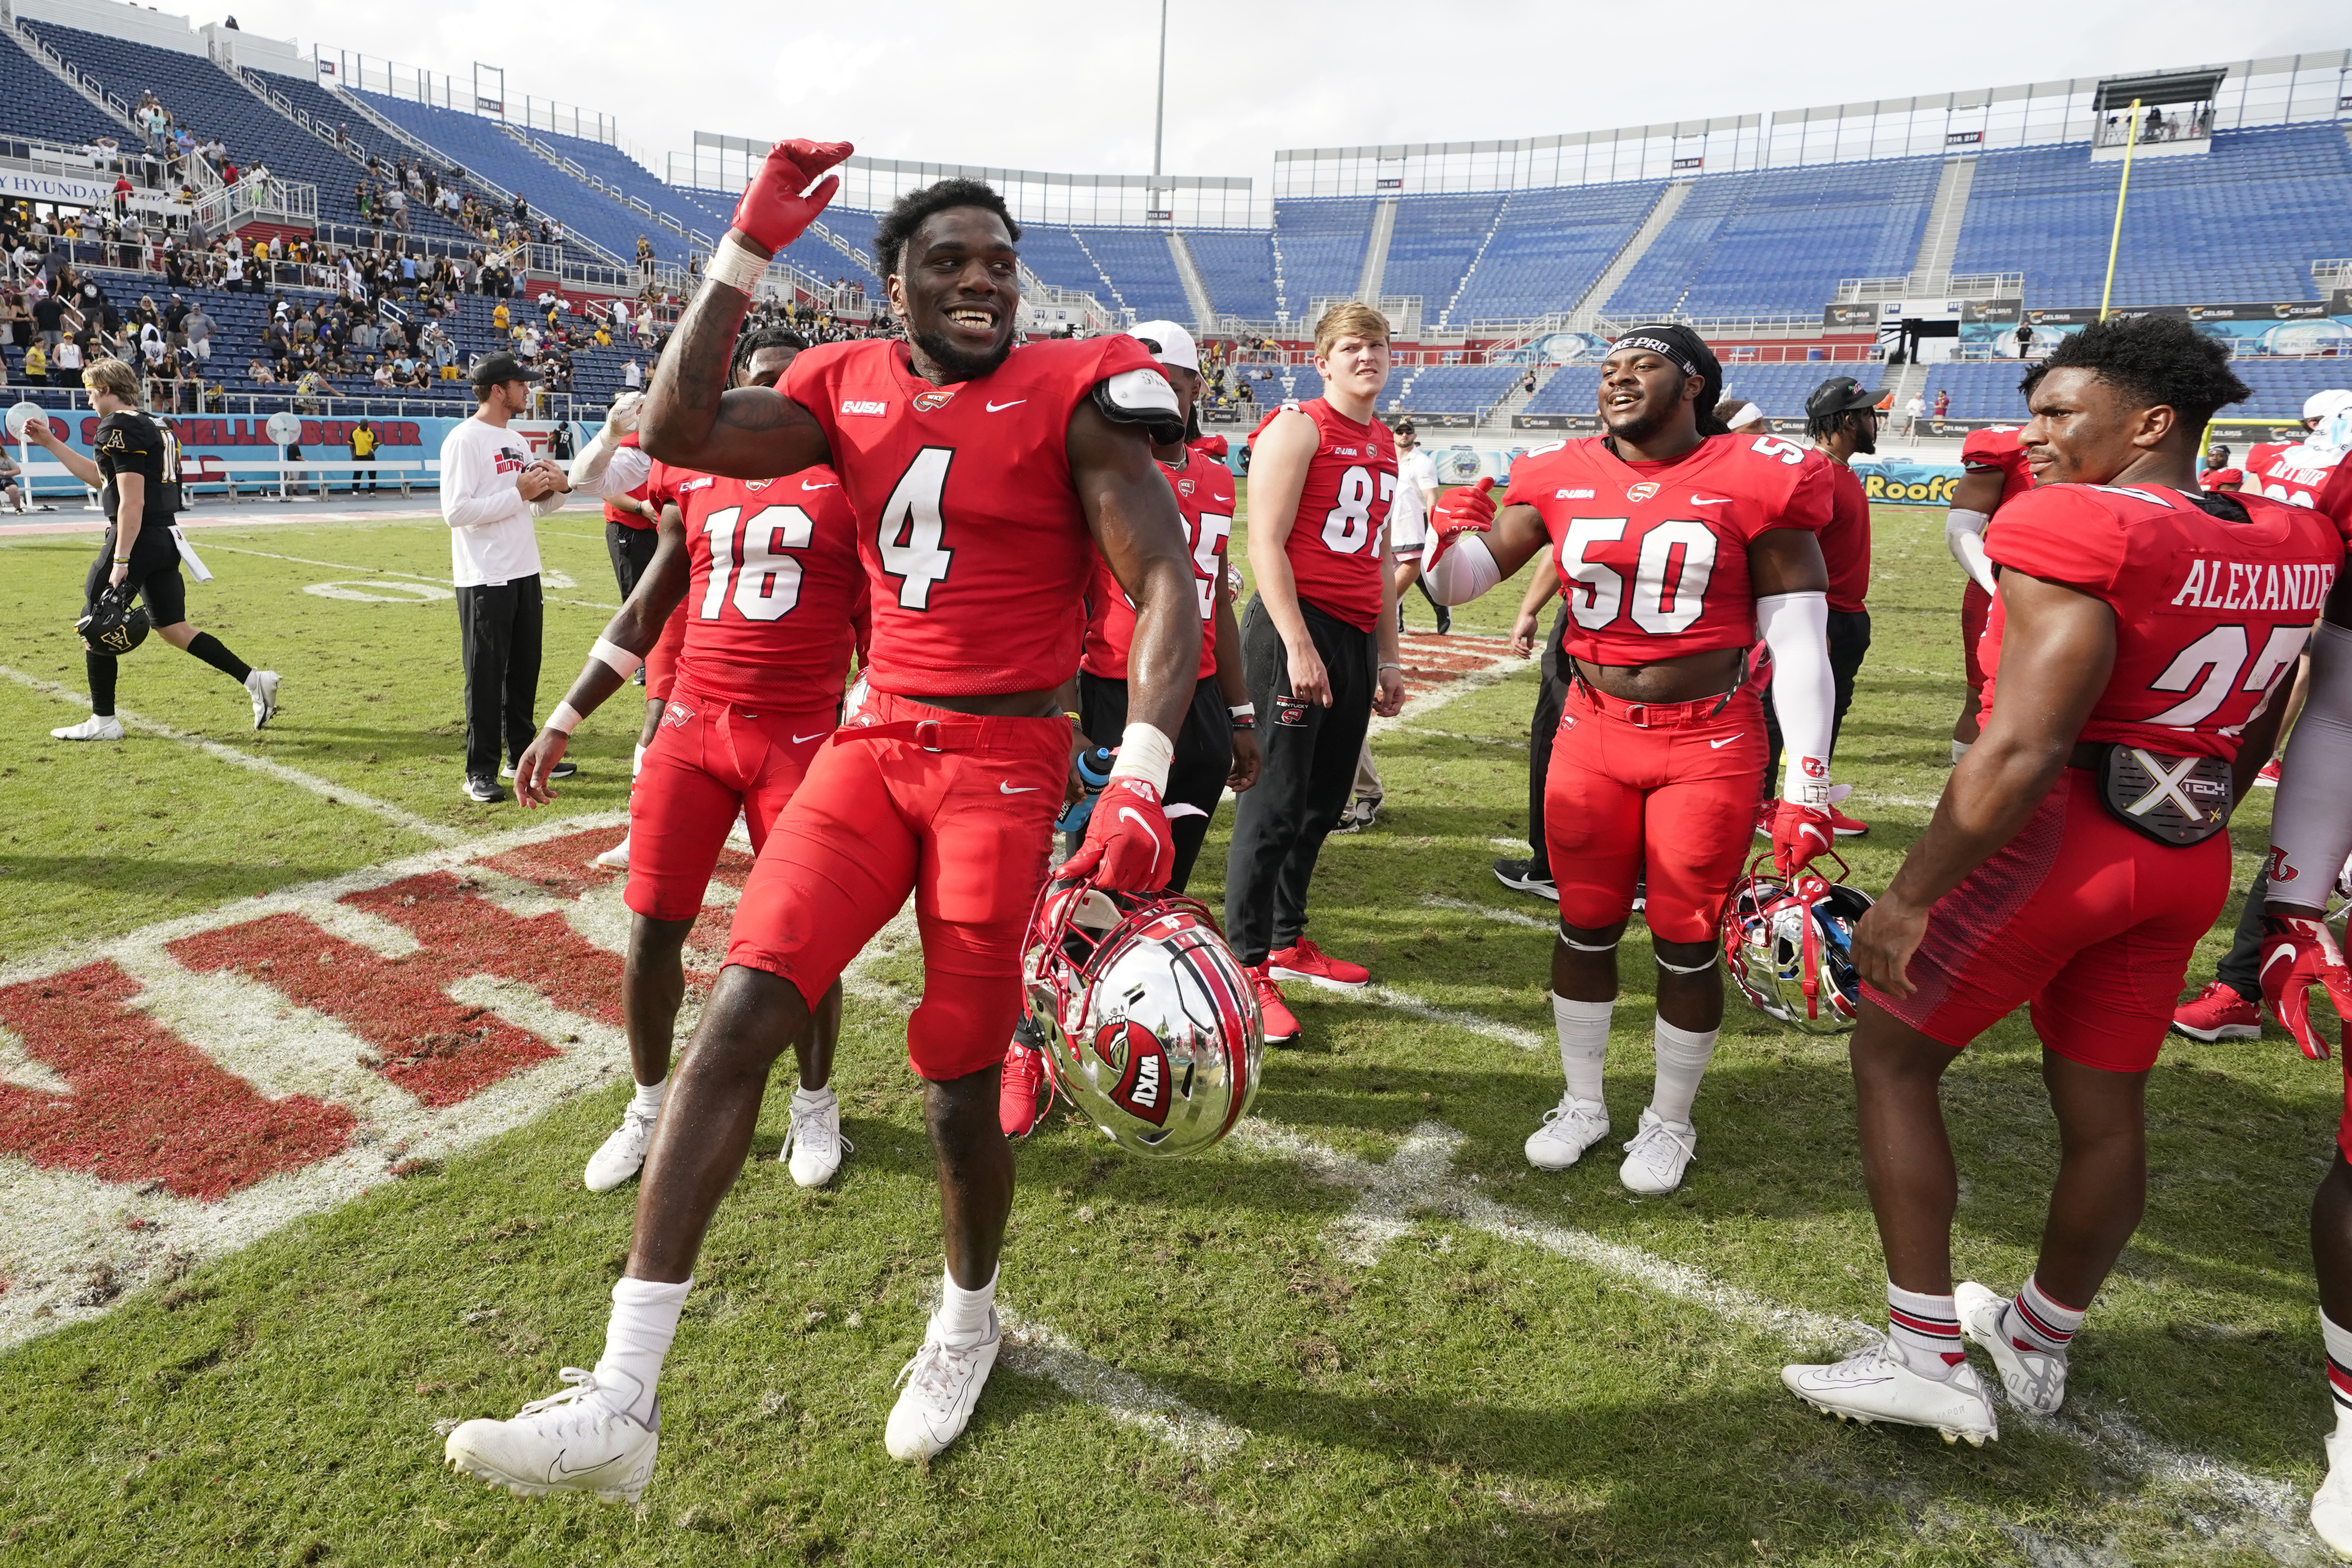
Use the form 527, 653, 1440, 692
834, 716, 993, 753
1567, 676, 1745, 729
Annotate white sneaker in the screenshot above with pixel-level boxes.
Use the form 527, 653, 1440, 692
1956, 1281, 2068, 1414
782, 1086, 851, 1188
50, 713, 125, 742
2314, 1428, 2352, 1555
1523, 1094, 1611, 1170
1619, 1107, 1697, 1195
583, 1102, 658, 1193
1782, 1338, 1998, 1446
884, 1308, 1001, 1463
594, 833, 631, 870
245, 669, 279, 729
443, 1368, 659, 1502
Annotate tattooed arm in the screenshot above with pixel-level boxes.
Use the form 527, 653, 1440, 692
638, 275, 831, 480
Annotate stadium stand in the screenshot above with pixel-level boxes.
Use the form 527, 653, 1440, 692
1185, 229, 1277, 320
1270, 198, 1376, 306
1005, 225, 1110, 300
1925, 355, 2352, 422
1450, 183, 1666, 324
1072, 227, 1190, 322
1714, 362, 1886, 418
1522, 366, 1606, 416
0, 29, 125, 146
1379, 193, 1504, 316
1395, 364, 1521, 416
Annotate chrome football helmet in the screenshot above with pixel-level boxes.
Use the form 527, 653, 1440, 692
1023, 878, 1262, 1157
1723, 853, 1873, 1035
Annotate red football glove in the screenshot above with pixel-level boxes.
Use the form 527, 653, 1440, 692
2260, 914, 2352, 1061
730, 139, 853, 256
1423, 476, 1495, 569
1770, 799, 1834, 878
1193, 434, 1229, 459
1060, 777, 1174, 893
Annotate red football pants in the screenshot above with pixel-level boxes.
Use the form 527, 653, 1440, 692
724, 690, 1069, 1081
1542, 684, 1767, 945
1960, 579, 1993, 696
624, 686, 835, 923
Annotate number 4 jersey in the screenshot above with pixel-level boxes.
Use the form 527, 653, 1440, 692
1499, 432, 1835, 665
1981, 483, 2345, 757
642, 460, 869, 710
780, 334, 1169, 695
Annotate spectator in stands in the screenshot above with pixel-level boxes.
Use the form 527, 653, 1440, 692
1933, 387, 1950, 419
1902, 390, 1925, 436
372, 359, 393, 390
622, 357, 642, 390
0, 445, 27, 515
2014, 323, 2034, 360
22, 342, 47, 386
248, 357, 272, 385
636, 236, 654, 279
55, 336, 83, 379
32, 289, 65, 351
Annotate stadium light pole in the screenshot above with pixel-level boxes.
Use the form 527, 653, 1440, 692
1151, 0, 1168, 215
2098, 97, 2142, 322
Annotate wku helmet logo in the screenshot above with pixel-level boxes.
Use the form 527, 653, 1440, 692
1801, 756, 1828, 778
912, 387, 957, 412
1626, 482, 1660, 503
1093, 1018, 1172, 1126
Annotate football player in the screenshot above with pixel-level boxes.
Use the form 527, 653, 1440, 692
518, 327, 862, 1197
1944, 423, 2031, 762
26, 357, 277, 741
1782, 316, 2339, 1446
443, 147, 1201, 1500
1223, 301, 1407, 1046
1419, 324, 1838, 1197
1000, 319, 1261, 1136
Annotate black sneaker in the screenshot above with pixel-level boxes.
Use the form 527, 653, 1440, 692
1434, 603, 1452, 635
462, 775, 501, 803
1492, 858, 1558, 900
1332, 795, 1381, 834
499, 761, 577, 781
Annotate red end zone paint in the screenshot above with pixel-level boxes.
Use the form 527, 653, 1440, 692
0, 962, 357, 1200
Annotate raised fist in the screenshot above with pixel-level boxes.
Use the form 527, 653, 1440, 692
730, 139, 853, 257
1422, 476, 1496, 571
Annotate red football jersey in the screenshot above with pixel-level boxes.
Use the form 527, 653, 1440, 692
1082, 445, 1234, 681
2199, 467, 2244, 492
1500, 432, 1835, 664
1249, 398, 1396, 630
641, 460, 867, 711
1959, 426, 2034, 506
781, 335, 1172, 695
2245, 440, 2352, 529
1818, 459, 1871, 613
605, 431, 655, 530
1981, 484, 2344, 757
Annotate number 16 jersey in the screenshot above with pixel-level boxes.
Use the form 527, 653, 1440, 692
1499, 432, 1834, 665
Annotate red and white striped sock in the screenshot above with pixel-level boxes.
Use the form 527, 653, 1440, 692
2002, 1275, 2086, 1357
1887, 1280, 1966, 1373
2324, 1309, 2352, 1433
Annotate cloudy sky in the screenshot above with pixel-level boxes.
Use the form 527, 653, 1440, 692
216, 0, 2341, 187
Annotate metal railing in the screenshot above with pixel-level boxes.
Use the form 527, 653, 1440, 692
1834, 271, 2022, 303
190, 172, 320, 239
6, 383, 592, 423
10, 20, 133, 127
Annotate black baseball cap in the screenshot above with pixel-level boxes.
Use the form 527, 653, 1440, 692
1806, 375, 1880, 420
469, 351, 542, 389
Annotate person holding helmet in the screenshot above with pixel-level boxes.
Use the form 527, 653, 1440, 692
23, 357, 276, 742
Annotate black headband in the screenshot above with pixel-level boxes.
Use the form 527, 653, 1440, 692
1611, 334, 1699, 379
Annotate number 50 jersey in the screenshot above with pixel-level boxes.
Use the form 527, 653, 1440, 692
1500, 432, 1835, 665
781, 334, 1170, 696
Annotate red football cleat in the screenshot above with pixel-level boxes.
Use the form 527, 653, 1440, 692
1754, 800, 1774, 840
2255, 758, 2282, 789
1829, 807, 1870, 838
1246, 964, 1300, 1045
2169, 980, 2261, 1043
999, 1021, 1054, 1138
1267, 936, 1369, 991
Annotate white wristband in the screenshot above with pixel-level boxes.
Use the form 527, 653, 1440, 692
1227, 702, 1255, 719
547, 700, 585, 735
707, 235, 770, 294
1107, 722, 1175, 793
590, 637, 643, 678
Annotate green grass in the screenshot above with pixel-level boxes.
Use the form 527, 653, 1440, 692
0, 498, 2337, 1566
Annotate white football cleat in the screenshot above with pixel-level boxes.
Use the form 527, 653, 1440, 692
2313, 1428, 2352, 1555
782, 1086, 851, 1188
583, 1102, 658, 1193
1619, 1107, 1697, 1195
884, 1308, 1001, 1463
1782, 1338, 1997, 1446
1523, 1094, 1611, 1170
50, 713, 125, 742
443, 1368, 658, 1502
594, 834, 631, 870
245, 669, 280, 729
1956, 1280, 2068, 1414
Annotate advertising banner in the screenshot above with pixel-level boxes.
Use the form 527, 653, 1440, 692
1967, 298, 2352, 357
1851, 458, 1966, 507
1821, 303, 1881, 331
15, 415, 579, 498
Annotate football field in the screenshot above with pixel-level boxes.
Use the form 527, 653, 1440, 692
0, 496, 2339, 1566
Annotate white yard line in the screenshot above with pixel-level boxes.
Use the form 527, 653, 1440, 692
1349, 983, 1545, 1053
202, 542, 619, 611
1369, 645, 1534, 737
997, 1305, 1248, 1461
1, 662, 463, 845
1421, 893, 1557, 931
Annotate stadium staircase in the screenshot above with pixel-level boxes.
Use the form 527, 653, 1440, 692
1903, 155, 1978, 294
1165, 230, 1217, 335
1566, 180, 1689, 329
1355, 196, 1397, 302
1477, 366, 1557, 434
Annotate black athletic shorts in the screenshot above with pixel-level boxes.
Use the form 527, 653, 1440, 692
87, 525, 186, 630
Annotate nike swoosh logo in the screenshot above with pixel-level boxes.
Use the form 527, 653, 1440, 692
1692, 497, 1733, 506
1117, 806, 1165, 871
986, 399, 1026, 412
551, 1451, 620, 1479
801, 481, 835, 491
2262, 947, 2297, 981
792, 730, 830, 744
1001, 782, 1039, 794
1709, 734, 1743, 748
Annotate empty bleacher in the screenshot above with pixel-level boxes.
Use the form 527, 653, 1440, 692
1379, 193, 1503, 316
1395, 364, 1519, 416
0, 29, 125, 145
1522, 367, 1604, 416
1072, 227, 1188, 321
1713, 362, 1883, 418
1271, 199, 1376, 306
1185, 229, 1277, 320
1449, 182, 1667, 324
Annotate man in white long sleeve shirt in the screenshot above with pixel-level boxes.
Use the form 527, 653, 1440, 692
441, 351, 572, 801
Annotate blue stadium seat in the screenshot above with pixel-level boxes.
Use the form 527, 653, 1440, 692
0, 30, 125, 145
1396, 364, 1518, 415
1185, 230, 1276, 320
1381, 194, 1504, 316
1272, 199, 1375, 307
1451, 183, 1665, 323
1072, 227, 1188, 321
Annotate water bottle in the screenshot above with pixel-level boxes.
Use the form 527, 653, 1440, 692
1055, 745, 1116, 833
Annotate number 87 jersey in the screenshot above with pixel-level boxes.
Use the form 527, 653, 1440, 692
1499, 432, 1835, 664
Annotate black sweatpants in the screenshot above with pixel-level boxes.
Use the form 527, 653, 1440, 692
606, 519, 658, 600
1762, 607, 1872, 792
456, 575, 543, 781
1076, 672, 1233, 894
1525, 604, 1570, 879
1224, 595, 1375, 965
2217, 871, 2272, 1004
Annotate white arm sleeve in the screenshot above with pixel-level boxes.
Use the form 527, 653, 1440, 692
2269, 620, 2352, 902
1424, 532, 1502, 604
1757, 589, 1836, 804
1944, 507, 1999, 596
569, 433, 650, 502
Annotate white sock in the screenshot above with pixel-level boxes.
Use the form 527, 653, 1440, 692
630, 1077, 666, 1120
1950, 738, 1972, 763
792, 1083, 835, 1111
937, 1265, 998, 1344
632, 742, 646, 777
1887, 1279, 1966, 1376
1647, 1017, 1719, 1127
1551, 993, 1611, 1105
592, 1275, 691, 1422
2325, 1309, 2352, 1434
